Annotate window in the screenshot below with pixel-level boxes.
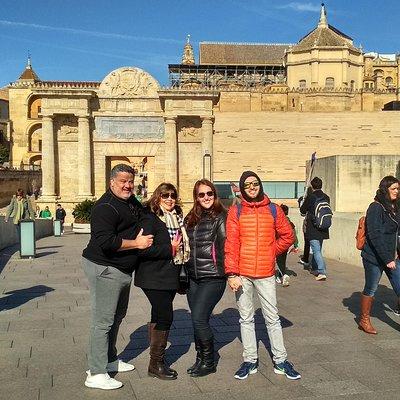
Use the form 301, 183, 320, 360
299, 80, 306, 88
214, 182, 234, 199
325, 77, 334, 88
350, 80, 355, 90
386, 77, 393, 87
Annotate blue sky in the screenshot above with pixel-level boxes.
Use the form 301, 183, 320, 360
1, 1, 399, 87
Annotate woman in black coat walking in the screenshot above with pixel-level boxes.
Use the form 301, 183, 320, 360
135, 183, 190, 379
184, 179, 227, 377
359, 175, 400, 334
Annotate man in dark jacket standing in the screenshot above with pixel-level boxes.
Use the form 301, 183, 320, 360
82, 164, 153, 390
300, 177, 330, 281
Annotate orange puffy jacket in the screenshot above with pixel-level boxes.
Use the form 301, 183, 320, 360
224, 196, 294, 278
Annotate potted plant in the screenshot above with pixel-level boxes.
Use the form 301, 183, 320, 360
72, 199, 95, 233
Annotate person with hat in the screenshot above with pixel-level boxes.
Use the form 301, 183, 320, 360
225, 171, 301, 381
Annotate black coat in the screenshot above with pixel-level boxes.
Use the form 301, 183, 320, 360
134, 212, 179, 290
299, 189, 330, 241
185, 211, 227, 280
361, 201, 399, 266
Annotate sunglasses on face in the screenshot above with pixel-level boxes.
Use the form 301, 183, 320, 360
161, 192, 177, 200
198, 191, 214, 199
243, 181, 260, 190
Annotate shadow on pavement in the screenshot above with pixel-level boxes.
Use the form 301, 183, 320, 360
343, 284, 400, 332
0, 285, 55, 311
0, 244, 19, 275
119, 306, 293, 368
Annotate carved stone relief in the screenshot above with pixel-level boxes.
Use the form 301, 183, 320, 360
99, 67, 160, 98
55, 115, 78, 140
177, 117, 202, 143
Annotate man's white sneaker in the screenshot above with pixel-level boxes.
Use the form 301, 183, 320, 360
84, 372, 123, 390
315, 274, 327, 281
106, 359, 135, 372
282, 274, 290, 287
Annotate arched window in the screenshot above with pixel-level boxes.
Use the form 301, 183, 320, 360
325, 77, 334, 88
386, 77, 393, 87
299, 80, 306, 88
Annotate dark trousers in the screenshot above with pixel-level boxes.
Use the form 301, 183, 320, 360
142, 288, 176, 331
276, 251, 288, 277
302, 235, 310, 263
187, 278, 226, 341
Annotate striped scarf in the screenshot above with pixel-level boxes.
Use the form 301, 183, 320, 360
159, 207, 190, 265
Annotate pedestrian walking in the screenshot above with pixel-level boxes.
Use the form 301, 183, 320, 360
81, 164, 153, 390
358, 176, 400, 334
225, 171, 301, 381
299, 177, 332, 281
276, 204, 298, 287
135, 183, 189, 380
55, 203, 66, 234
298, 186, 313, 268
4, 189, 35, 237
184, 179, 227, 377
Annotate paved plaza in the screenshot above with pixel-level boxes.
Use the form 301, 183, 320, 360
1, 232, 400, 400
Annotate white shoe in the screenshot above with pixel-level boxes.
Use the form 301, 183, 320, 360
84, 372, 123, 390
275, 276, 282, 284
282, 274, 290, 287
315, 274, 327, 281
106, 359, 135, 372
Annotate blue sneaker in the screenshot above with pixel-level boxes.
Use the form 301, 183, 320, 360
274, 360, 301, 380
234, 360, 259, 380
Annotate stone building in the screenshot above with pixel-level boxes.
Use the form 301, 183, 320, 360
5, 4, 400, 218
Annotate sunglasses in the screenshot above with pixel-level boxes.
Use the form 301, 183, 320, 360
243, 181, 260, 190
198, 191, 214, 199
161, 192, 177, 200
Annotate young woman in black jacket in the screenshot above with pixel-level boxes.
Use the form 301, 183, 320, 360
135, 183, 190, 379
184, 179, 227, 377
359, 175, 400, 334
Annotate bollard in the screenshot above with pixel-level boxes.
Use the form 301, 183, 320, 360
53, 219, 62, 237
19, 219, 36, 258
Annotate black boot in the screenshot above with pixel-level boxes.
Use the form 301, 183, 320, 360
187, 335, 201, 374
148, 326, 177, 380
190, 338, 216, 378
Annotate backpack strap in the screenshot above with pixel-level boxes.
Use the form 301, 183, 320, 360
236, 202, 277, 223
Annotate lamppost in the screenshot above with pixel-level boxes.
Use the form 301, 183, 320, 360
203, 151, 212, 180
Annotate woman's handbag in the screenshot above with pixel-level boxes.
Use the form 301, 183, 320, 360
177, 264, 189, 294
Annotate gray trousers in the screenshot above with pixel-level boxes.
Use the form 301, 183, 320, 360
235, 276, 287, 364
83, 257, 132, 374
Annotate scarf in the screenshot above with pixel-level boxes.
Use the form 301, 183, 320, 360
159, 207, 190, 265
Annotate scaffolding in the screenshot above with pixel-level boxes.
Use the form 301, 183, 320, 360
168, 64, 286, 89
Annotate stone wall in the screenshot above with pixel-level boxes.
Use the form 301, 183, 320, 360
213, 111, 400, 184
0, 170, 41, 207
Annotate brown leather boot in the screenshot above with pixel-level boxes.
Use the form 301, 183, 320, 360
358, 294, 377, 334
148, 325, 177, 380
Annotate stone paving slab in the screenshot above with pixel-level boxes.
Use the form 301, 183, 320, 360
1, 231, 400, 399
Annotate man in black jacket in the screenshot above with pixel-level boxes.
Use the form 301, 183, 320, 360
299, 177, 330, 281
82, 164, 153, 390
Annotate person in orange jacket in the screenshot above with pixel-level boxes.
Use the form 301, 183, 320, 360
225, 171, 301, 381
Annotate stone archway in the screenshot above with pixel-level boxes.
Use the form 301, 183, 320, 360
27, 123, 42, 152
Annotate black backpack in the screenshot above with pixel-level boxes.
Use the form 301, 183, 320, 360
313, 198, 332, 230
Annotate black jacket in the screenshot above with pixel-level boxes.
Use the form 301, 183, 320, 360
82, 190, 143, 274
361, 201, 399, 266
299, 189, 330, 241
134, 212, 179, 290
185, 211, 227, 280
56, 208, 66, 221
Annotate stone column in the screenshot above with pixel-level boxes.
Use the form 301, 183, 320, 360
164, 117, 178, 186
201, 117, 214, 181
41, 115, 56, 199
77, 116, 92, 198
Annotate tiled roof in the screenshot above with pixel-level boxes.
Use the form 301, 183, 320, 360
18, 67, 40, 81
199, 42, 291, 66
292, 24, 359, 52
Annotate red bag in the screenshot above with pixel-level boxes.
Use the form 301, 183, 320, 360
355, 216, 366, 250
